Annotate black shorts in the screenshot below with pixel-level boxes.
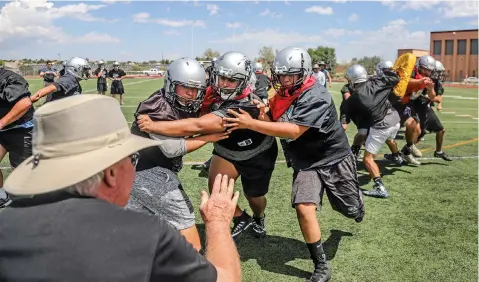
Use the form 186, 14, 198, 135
418, 107, 444, 138
0, 127, 33, 168
394, 102, 419, 126
97, 83, 107, 92
212, 139, 278, 198
111, 81, 124, 94
291, 153, 364, 220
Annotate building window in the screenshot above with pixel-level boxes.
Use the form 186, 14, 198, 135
458, 40, 466, 55
473, 70, 476, 78
433, 40, 442, 55
446, 40, 454, 55
471, 39, 478, 55
459, 70, 463, 80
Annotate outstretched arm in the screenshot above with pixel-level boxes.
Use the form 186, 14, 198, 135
137, 113, 225, 137
223, 109, 308, 140
150, 132, 229, 158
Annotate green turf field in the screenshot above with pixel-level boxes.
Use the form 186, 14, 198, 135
2, 77, 478, 281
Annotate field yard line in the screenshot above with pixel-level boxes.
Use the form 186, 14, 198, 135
440, 112, 456, 114
445, 95, 478, 100
83, 78, 160, 93
419, 137, 479, 154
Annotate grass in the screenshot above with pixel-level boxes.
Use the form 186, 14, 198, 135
2, 77, 478, 281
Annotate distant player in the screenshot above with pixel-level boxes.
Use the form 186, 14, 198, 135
94, 60, 108, 95
108, 61, 126, 105
31, 57, 90, 104
253, 62, 272, 105
39, 61, 58, 87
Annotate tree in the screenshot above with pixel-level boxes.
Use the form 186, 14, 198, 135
203, 48, 220, 60
0, 60, 4, 67
351, 56, 382, 74
307, 46, 337, 74
257, 46, 276, 75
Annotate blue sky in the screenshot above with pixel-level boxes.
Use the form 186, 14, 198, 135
0, 0, 477, 63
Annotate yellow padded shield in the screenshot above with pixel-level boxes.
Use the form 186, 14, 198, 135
392, 53, 417, 98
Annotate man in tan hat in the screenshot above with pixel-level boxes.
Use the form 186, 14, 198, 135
0, 95, 241, 282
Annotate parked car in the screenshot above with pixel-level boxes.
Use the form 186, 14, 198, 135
142, 68, 164, 76
463, 77, 478, 84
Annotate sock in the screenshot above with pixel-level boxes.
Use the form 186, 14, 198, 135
373, 177, 383, 185
436, 151, 443, 154
306, 240, 327, 264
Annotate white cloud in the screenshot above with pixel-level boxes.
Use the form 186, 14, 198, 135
259, 9, 282, 19
382, 0, 478, 18
211, 29, 324, 45
163, 30, 181, 36
440, 1, 479, 18
388, 18, 407, 26
226, 22, 242, 28
71, 32, 120, 43
284, 0, 291, 5
348, 13, 359, 22
0, 0, 117, 47
132, 13, 205, 27
332, 0, 348, 2
206, 4, 219, 16
340, 18, 429, 61
101, 0, 131, 4
304, 5, 334, 15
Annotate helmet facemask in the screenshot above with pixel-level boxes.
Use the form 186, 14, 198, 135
165, 76, 206, 113
212, 64, 251, 101
271, 52, 308, 96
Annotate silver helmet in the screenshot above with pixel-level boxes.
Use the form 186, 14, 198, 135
213, 51, 253, 101
432, 60, 446, 80
271, 46, 312, 92
376, 60, 394, 76
211, 57, 218, 65
346, 64, 368, 86
164, 57, 206, 113
254, 62, 263, 72
65, 57, 91, 80
417, 55, 436, 71
98, 60, 105, 66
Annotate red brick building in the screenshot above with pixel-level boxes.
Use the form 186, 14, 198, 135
430, 29, 478, 82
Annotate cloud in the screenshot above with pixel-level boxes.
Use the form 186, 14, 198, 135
206, 4, 219, 15
226, 22, 242, 28
163, 30, 181, 36
339, 18, 429, 61
259, 9, 282, 18
0, 0, 117, 47
388, 18, 407, 26
132, 13, 205, 27
348, 13, 359, 22
284, 0, 291, 5
304, 5, 334, 15
440, 1, 479, 18
382, 0, 478, 18
71, 32, 120, 43
210, 29, 324, 45
101, 0, 131, 4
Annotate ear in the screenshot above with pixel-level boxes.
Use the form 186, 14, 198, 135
103, 166, 118, 189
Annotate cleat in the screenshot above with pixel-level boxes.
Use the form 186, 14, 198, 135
231, 211, 253, 241
411, 144, 423, 157
363, 182, 389, 198
252, 215, 267, 238
434, 151, 453, 161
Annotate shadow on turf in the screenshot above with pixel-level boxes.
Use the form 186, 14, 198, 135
190, 165, 209, 178
196, 224, 352, 279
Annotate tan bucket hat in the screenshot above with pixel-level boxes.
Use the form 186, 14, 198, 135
5, 95, 163, 195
